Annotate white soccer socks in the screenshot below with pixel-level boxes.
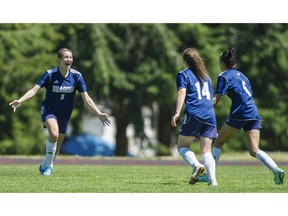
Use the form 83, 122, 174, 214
178, 147, 201, 168
41, 141, 57, 170
212, 147, 222, 164
202, 152, 217, 185
256, 150, 278, 172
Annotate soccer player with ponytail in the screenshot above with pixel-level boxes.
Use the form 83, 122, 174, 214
199, 47, 284, 185
171, 48, 218, 186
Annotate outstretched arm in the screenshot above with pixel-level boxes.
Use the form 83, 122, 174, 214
9, 85, 41, 112
81, 92, 111, 126
171, 88, 186, 128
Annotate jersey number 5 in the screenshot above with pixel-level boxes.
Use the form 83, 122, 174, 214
195, 81, 211, 100
60, 94, 65, 100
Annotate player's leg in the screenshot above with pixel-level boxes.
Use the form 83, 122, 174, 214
245, 129, 260, 157
246, 129, 285, 184
199, 123, 237, 183
177, 136, 205, 184
200, 136, 217, 186
178, 135, 201, 168
177, 115, 206, 184
40, 117, 59, 176
54, 133, 66, 161
53, 118, 69, 161
212, 122, 238, 163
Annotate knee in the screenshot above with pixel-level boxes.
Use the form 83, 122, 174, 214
177, 143, 190, 151
49, 130, 59, 142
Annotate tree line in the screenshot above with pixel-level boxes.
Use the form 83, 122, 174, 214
0, 23, 287, 156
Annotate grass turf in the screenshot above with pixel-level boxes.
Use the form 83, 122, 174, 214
0, 164, 287, 193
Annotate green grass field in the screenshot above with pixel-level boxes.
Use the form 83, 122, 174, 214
0, 164, 287, 193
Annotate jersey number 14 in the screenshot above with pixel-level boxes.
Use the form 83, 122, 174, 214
195, 81, 211, 100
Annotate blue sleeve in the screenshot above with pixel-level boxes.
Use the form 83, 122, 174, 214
36, 71, 50, 88
176, 73, 187, 90
215, 75, 228, 95
76, 74, 87, 93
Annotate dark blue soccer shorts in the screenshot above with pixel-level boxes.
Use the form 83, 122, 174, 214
179, 114, 218, 139
41, 110, 69, 134
226, 118, 262, 131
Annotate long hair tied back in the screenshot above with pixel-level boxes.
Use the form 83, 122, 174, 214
182, 48, 208, 82
220, 47, 237, 68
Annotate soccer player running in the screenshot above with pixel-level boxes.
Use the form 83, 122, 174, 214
171, 48, 218, 186
9, 48, 111, 176
206, 47, 284, 184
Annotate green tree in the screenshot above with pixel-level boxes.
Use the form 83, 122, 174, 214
1, 23, 287, 156
97, 24, 181, 155
232, 24, 288, 151
56, 24, 183, 156
0, 23, 62, 154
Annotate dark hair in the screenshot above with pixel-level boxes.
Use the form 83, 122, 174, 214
57, 48, 72, 59
220, 47, 237, 68
182, 48, 208, 82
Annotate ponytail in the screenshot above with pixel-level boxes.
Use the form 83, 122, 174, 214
220, 47, 237, 68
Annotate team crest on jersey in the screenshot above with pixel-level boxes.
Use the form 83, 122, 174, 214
52, 85, 74, 93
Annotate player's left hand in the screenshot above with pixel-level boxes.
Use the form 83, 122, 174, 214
98, 113, 112, 126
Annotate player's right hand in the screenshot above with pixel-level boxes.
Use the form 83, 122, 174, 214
171, 113, 180, 127
9, 100, 21, 112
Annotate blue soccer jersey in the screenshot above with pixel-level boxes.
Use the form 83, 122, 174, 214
215, 68, 261, 120
37, 67, 87, 120
176, 68, 216, 126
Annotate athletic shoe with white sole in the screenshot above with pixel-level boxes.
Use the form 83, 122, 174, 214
189, 165, 205, 184
39, 165, 45, 174
197, 173, 209, 182
274, 168, 285, 185
42, 165, 53, 176
208, 181, 218, 186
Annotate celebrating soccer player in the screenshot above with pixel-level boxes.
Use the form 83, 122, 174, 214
9, 48, 111, 176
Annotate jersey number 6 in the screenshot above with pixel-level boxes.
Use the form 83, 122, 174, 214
242, 80, 252, 97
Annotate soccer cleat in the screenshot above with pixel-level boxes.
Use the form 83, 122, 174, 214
42, 165, 53, 176
189, 165, 205, 184
274, 168, 285, 185
208, 181, 218, 186
39, 165, 45, 174
197, 173, 209, 182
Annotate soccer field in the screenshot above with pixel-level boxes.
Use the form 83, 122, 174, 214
0, 164, 287, 193
0, 156, 287, 216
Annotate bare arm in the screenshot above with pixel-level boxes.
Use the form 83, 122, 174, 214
81, 92, 111, 126
213, 94, 222, 107
9, 85, 41, 112
171, 88, 186, 127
